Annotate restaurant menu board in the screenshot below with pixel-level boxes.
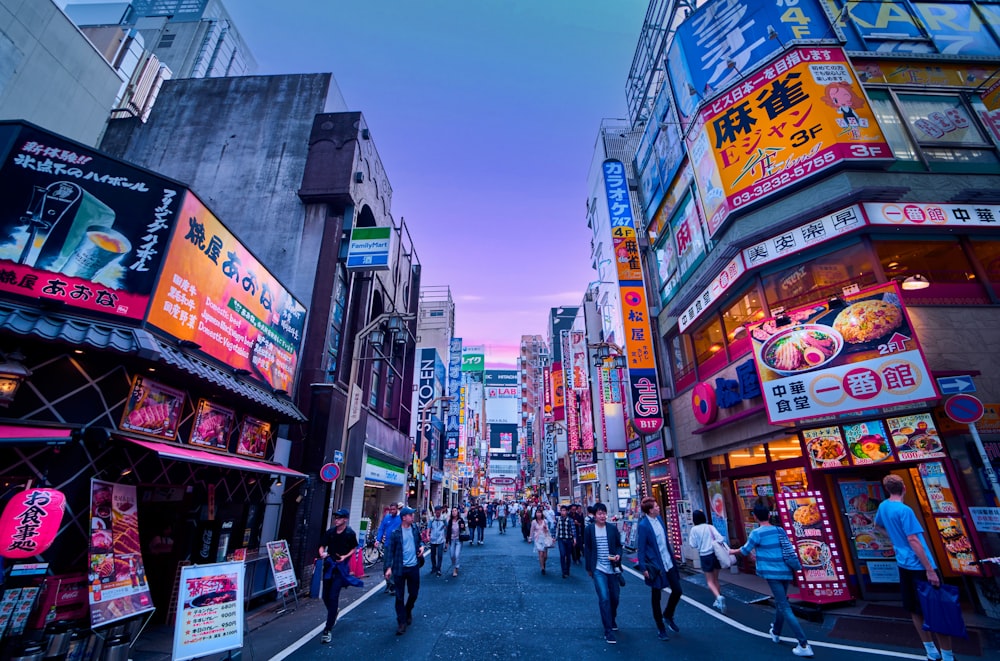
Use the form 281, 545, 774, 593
189, 399, 235, 451
842, 421, 896, 467
777, 491, 851, 604
887, 413, 945, 462
88, 480, 154, 626
803, 426, 849, 469
734, 476, 773, 538
914, 462, 959, 515
911, 463, 981, 576
235, 416, 270, 459
707, 480, 729, 541
265, 540, 297, 592
748, 282, 938, 425
839, 481, 895, 561
119, 375, 184, 441
172, 562, 244, 661
934, 517, 980, 576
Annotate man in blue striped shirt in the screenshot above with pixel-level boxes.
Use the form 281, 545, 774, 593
583, 503, 623, 644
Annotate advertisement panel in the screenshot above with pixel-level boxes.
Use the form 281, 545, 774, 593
483, 370, 518, 386
485, 396, 519, 425
489, 423, 518, 460
172, 562, 244, 661
417, 348, 444, 459
579, 388, 595, 451
120, 376, 185, 442
446, 338, 462, 459
461, 344, 485, 372
551, 362, 565, 422
0, 124, 181, 319
566, 390, 580, 452
749, 282, 938, 424
569, 331, 588, 391
691, 47, 891, 235
778, 491, 851, 604
577, 463, 598, 484
88, 481, 154, 627
147, 192, 306, 392
864, 201, 1000, 228
235, 416, 271, 459
265, 540, 297, 592
189, 399, 235, 451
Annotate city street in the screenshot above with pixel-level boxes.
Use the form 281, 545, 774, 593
258, 527, 982, 661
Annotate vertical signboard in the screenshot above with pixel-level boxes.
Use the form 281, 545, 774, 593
602, 160, 663, 435
446, 338, 462, 459
778, 491, 851, 604
417, 348, 443, 460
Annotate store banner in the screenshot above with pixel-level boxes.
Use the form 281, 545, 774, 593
147, 192, 306, 393
189, 399, 235, 451
678, 255, 746, 332
119, 375, 184, 442
864, 201, 1000, 228
265, 540, 297, 592
551, 362, 565, 422
0, 124, 182, 320
172, 561, 244, 661
461, 345, 485, 372
579, 388, 595, 451
749, 282, 938, 425
577, 463, 598, 484
777, 491, 851, 604
569, 330, 588, 392
446, 338, 462, 459
742, 205, 865, 271
88, 480, 154, 627
566, 390, 580, 452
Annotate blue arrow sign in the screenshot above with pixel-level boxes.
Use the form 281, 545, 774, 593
936, 375, 976, 395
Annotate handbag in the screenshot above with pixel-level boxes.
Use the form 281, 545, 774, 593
310, 557, 323, 598
776, 528, 802, 572
712, 527, 733, 569
644, 564, 669, 590
612, 559, 627, 586
459, 532, 471, 542
918, 582, 968, 638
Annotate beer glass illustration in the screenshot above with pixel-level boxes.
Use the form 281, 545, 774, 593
59, 226, 132, 279
16, 182, 81, 266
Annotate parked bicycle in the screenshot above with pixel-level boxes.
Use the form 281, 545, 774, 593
362, 534, 383, 568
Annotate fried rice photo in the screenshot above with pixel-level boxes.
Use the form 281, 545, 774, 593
833, 299, 903, 343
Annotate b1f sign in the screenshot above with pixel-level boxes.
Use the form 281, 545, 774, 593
346, 226, 394, 271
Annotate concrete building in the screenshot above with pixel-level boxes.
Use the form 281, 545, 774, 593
518, 334, 546, 495
0, 0, 123, 146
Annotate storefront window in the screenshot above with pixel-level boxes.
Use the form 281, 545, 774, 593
722, 286, 764, 360
969, 239, 1000, 299
668, 333, 696, 392
868, 90, 918, 162
767, 437, 804, 462
370, 359, 382, 408
895, 93, 999, 167
775, 467, 809, 492
762, 242, 877, 312
727, 444, 767, 468
874, 239, 990, 305
691, 316, 727, 376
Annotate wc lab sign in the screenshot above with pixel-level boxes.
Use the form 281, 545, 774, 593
346, 227, 394, 271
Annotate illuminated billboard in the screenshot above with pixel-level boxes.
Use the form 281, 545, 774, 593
147, 192, 306, 392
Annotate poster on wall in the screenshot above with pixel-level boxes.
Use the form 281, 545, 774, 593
802, 426, 849, 469
236, 417, 271, 459
188, 399, 235, 451
777, 491, 851, 604
88, 480, 154, 627
0, 123, 182, 319
172, 562, 244, 661
934, 517, 981, 576
839, 481, 895, 561
707, 480, 728, 541
842, 421, 896, 467
147, 192, 306, 393
887, 413, 945, 462
265, 540, 297, 592
119, 376, 184, 441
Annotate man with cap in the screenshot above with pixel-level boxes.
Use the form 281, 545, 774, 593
318, 508, 358, 644
385, 506, 425, 635
375, 502, 402, 594
428, 505, 447, 576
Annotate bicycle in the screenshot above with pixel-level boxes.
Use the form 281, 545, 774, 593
363, 535, 384, 568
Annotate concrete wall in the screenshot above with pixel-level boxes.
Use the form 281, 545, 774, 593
0, 0, 122, 146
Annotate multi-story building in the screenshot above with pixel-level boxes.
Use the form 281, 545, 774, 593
519, 334, 546, 495
626, 0, 1000, 610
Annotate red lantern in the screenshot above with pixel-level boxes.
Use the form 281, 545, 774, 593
0, 488, 66, 559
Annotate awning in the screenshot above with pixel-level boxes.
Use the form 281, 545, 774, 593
122, 437, 306, 478
0, 424, 75, 444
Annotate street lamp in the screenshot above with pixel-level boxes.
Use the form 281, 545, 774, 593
415, 394, 453, 511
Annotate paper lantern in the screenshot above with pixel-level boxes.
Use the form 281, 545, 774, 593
0, 488, 66, 559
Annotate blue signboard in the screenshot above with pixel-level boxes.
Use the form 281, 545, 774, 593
446, 337, 462, 459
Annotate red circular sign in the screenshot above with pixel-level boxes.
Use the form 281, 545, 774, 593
944, 394, 985, 424
320, 463, 340, 482
691, 382, 718, 425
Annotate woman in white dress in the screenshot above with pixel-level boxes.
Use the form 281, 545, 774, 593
688, 509, 726, 612
529, 508, 553, 575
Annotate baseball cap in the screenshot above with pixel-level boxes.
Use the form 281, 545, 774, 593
400, 506, 416, 516
333, 508, 349, 518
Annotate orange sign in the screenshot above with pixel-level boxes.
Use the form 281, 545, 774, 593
612, 226, 643, 282
147, 192, 306, 392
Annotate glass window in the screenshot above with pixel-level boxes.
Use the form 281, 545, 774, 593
896, 93, 991, 148
767, 437, 803, 461
691, 316, 726, 370
668, 333, 696, 391
722, 286, 764, 359
728, 444, 767, 468
970, 239, 1000, 298
868, 90, 918, 161
763, 242, 877, 312
775, 467, 809, 492
874, 239, 990, 305
370, 359, 382, 409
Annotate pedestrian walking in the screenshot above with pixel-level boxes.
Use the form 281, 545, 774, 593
375, 502, 401, 594
529, 508, 554, 575
467, 501, 486, 545
520, 506, 532, 542
428, 505, 447, 576
635, 496, 683, 641
731, 503, 813, 657
444, 506, 467, 577
317, 508, 362, 644
874, 474, 953, 661
688, 509, 726, 613
486, 501, 495, 528
385, 506, 425, 635
555, 505, 579, 578
570, 503, 585, 565
583, 502, 623, 644
497, 501, 508, 535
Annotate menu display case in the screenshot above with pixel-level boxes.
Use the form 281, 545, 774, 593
911, 462, 980, 577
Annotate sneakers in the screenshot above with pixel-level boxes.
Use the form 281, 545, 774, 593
713, 595, 727, 613
320, 631, 332, 644
611, 620, 619, 631
605, 632, 617, 644
793, 644, 814, 657
664, 616, 680, 633
770, 624, 781, 643
657, 629, 670, 641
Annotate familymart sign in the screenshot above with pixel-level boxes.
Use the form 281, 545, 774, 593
346, 226, 393, 271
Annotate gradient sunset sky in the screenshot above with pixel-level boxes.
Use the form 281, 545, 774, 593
67, 0, 649, 366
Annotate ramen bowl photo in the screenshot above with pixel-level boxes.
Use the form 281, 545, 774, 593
760, 325, 843, 376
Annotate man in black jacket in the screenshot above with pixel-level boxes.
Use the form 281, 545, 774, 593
583, 503, 623, 644
318, 508, 358, 643
385, 507, 425, 635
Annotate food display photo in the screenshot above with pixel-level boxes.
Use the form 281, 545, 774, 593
120, 375, 185, 441
842, 420, 896, 466
887, 413, 944, 461
183, 574, 238, 610
803, 426, 849, 469
236, 416, 271, 459
189, 399, 235, 451
781, 494, 841, 583
934, 517, 981, 575
839, 481, 895, 560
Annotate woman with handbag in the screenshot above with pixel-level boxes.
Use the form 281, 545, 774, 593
444, 507, 467, 577
529, 508, 553, 575
688, 509, 727, 613
731, 504, 813, 657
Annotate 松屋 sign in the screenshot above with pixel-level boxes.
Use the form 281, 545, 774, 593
346, 226, 393, 271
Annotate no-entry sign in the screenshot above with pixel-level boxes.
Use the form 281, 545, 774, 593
320, 463, 340, 482
944, 394, 985, 425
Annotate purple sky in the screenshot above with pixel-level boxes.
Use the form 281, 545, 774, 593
66, 0, 648, 366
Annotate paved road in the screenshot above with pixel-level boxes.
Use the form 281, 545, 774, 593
268, 524, 942, 661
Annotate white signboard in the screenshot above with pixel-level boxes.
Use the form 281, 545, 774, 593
172, 561, 244, 661
969, 507, 1000, 533
485, 397, 519, 425
742, 205, 865, 270
864, 202, 1000, 228
867, 561, 901, 584
345, 226, 393, 271
363, 457, 405, 486
265, 540, 298, 592
678, 255, 746, 332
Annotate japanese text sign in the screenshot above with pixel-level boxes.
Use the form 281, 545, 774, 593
743, 205, 865, 270
147, 192, 306, 392
678, 255, 746, 332
0, 124, 181, 319
0, 489, 65, 559
749, 282, 938, 425
172, 562, 244, 661
864, 202, 1000, 228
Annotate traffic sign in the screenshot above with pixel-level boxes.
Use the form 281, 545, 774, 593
944, 394, 985, 425
936, 375, 976, 395
320, 463, 340, 482
334, 450, 344, 464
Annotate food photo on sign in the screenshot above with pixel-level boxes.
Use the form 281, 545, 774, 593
784, 495, 838, 581
802, 426, 850, 469
236, 416, 271, 459
120, 375, 185, 441
886, 413, 944, 461
842, 420, 896, 467
189, 399, 235, 451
